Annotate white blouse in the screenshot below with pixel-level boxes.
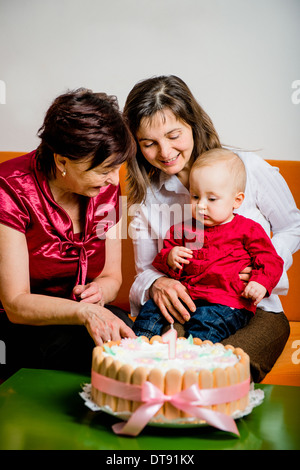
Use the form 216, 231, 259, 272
128, 151, 300, 316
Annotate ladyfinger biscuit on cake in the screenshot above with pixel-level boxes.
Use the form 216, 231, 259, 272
182, 370, 198, 418
116, 364, 134, 413
131, 367, 149, 412
106, 340, 120, 348
192, 338, 202, 345
99, 356, 114, 406
224, 342, 241, 413
234, 348, 250, 372
213, 368, 227, 413
226, 366, 239, 415
199, 369, 213, 410
234, 348, 250, 410
148, 368, 164, 417
139, 336, 150, 343
92, 346, 103, 370
105, 360, 122, 412
234, 362, 248, 411
91, 347, 103, 405
164, 369, 182, 420
150, 335, 163, 344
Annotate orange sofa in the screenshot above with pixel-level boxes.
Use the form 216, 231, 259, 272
1, 151, 299, 386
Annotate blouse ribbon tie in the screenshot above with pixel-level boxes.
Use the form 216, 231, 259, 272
59, 240, 88, 296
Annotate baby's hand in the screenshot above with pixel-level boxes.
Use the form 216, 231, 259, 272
242, 281, 267, 306
167, 246, 193, 270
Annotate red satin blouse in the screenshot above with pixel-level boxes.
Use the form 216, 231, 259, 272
0, 151, 121, 301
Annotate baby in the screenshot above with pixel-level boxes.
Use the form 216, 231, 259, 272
133, 148, 284, 342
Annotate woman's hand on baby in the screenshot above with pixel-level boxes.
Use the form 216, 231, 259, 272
73, 282, 104, 306
239, 266, 252, 284
167, 246, 193, 270
150, 276, 196, 324
242, 281, 267, 305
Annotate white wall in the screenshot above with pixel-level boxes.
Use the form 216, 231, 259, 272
0, 0, 299, 160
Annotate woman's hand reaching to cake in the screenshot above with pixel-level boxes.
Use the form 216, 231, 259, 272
80, 303, 136, 346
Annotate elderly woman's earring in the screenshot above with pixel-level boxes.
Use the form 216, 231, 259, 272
62, 170, 66, 177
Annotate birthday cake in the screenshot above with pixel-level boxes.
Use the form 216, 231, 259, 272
91, 335, 250, 425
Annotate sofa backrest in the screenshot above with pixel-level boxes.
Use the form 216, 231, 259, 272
0, 151, 299, 321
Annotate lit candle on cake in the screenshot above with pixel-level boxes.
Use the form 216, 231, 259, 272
162, 323, 177, 359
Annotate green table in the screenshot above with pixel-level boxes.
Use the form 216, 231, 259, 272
0, 368, 299, 450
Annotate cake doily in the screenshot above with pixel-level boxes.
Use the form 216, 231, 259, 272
80, 382, 264, 428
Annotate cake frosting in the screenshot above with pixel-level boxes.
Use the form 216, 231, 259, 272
101, 336, 239, 373
91, 335, 250, 427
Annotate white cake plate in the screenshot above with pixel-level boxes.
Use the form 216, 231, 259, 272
80, 382, 264, 428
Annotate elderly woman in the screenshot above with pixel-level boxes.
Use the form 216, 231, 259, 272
0, 88, 136, 378
123, 75, 300, 382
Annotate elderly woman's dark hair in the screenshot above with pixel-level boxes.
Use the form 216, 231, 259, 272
123, 75, 221, 205
36, 88, 136, 178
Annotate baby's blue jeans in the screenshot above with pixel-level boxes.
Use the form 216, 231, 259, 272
133, 299, 253, 343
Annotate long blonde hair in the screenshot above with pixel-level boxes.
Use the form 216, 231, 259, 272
123, 75, 221, 205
